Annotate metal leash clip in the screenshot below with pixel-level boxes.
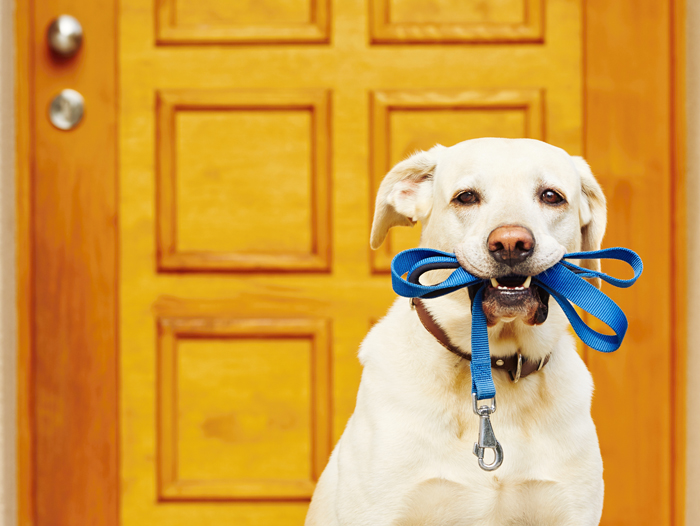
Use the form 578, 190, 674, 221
472, 393, 504, 471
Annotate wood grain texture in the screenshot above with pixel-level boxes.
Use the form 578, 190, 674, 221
369, 88, 544, 272
18, 0, 120, 524
584, 1, 684, 524
156, 89, 332, 273
156, 0, 330, 44
370, 0, 543, 43
155, 310, 331, 501
15, 0, 34, 523
670, 0, 686, 524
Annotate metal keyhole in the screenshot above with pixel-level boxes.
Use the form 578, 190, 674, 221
49, 89, 85, 130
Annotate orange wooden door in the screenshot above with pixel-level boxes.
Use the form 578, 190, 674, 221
18, 0, 685, 525
119, 1, 580, 524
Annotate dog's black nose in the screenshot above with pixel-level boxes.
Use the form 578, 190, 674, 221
488, 225, 535, 267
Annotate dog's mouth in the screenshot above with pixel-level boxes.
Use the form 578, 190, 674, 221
469, 275, 550, 327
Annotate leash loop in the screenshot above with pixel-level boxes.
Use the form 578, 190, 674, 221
392, 247, 642, 399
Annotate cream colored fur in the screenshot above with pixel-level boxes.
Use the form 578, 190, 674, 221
305, 138, 607, 526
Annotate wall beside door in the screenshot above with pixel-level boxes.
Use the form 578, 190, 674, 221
686, 0, 700, 523
0, 0, 16, 523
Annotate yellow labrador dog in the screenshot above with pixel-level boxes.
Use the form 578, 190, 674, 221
306, 138, 607, 526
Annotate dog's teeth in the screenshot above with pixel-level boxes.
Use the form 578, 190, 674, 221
491, 278, 499, 288
523, 276, 532, 288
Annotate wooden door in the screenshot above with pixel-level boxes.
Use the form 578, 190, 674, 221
121, 1, 578, 524
17, 0, 686, 525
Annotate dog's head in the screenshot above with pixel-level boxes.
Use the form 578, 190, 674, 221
371, 138, 607, 327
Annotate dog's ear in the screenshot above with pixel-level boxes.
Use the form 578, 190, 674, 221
572, 156, 607, 281
370, 147, 442, 250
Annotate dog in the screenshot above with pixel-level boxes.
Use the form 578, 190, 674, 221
305, 138, 607, 526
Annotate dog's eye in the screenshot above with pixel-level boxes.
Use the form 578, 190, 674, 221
456, 191, 479, 205
540, 189, 565, 205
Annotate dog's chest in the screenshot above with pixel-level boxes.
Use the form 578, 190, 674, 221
393, 473, 573, 526
383, 402, 599, 525
389, 395, 577, 515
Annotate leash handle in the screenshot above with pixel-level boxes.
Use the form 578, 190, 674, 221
390, 246, 643, 400
535, 247, 644, 353
560, 247, 643, 288
391, 247, 643, 296
391, 249, 482, 298
535, 265, 628, 353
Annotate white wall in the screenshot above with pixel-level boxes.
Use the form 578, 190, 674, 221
0, 0, 15, 524
687, 2, 700, 524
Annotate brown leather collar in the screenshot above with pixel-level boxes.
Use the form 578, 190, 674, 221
411, 298, 550, 382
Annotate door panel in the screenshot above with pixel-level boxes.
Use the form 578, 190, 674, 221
369, 0, 543, 42
156, 313, 331, 501
155, 89, 331, 272
120, 1, 580, 524
156, 0, 330, 44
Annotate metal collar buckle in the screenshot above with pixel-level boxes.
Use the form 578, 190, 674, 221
472, 393, 504, 471
513, 351, 523, 383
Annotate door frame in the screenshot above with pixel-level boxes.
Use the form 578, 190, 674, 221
16, 0, 119, 524
14, 0, 687, 524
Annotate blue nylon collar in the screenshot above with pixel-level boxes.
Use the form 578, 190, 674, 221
391, 247, 643, 400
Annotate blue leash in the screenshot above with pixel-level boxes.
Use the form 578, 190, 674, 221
391, 247, 642, 471
391, 247, 643, 401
